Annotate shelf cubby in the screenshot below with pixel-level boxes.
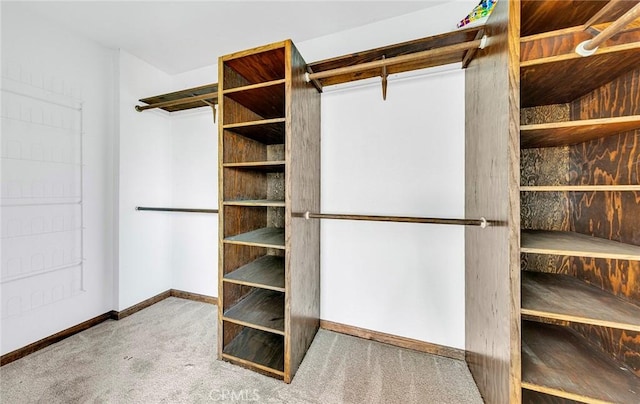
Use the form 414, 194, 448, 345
521, 230, 640, 261
223, 47, 285, 89
223, 287, 285, 334
223, 81, 285, 121
521, 321, 640, 403
522, 271, 640, 331
224, 227, 285, 250
223, 118, 285, 145
222, 326, 285, 375
223, 255, 285, 292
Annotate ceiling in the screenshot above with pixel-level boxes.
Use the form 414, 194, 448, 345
8, 1, 454, 74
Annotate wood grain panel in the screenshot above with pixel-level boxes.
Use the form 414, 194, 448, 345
520, 0, 636, 37
284, 40, 321, 383
223, 81, 285, 120
222, 96, 264, 124
464, 0, 521, 402
572, 257, 640, 303
223, 130, 267, 164
568, 323, 640, 377
571, 68, 640, 119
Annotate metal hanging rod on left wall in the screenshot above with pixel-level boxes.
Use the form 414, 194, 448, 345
136, 207, 218, 214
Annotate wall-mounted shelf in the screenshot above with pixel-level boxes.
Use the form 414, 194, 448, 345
522, 271, 640, 331
136, 83, 218, 112
521, 115, 640, 148
521, 230, 640, 260
522, 321, 640, 403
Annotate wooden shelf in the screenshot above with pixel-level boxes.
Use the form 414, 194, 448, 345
138, 83, 218, 112
521, 115, 640, 148
223, 199, 285, 207
522, 271, 640, 331
222, 327, 284, 374
223, 80, 285, 120
521, 185, 640, 192
224, 255, 285, 292
521, 230, 640, 260
306, 26, 483, 88
224, 227, 285, 249
522, 321, 640, 403
223, 288, 284, 334
520, 42, 640, 107
222, 161, 285, 172
223, 118, 285, 145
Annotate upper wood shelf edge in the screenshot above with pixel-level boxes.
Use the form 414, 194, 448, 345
137, 83, 218, 112
521, 229, 640, 261
522, 271, 640, 332
521, 321, 640, 403
520, 115, 640, 148
222, 79, 285, 95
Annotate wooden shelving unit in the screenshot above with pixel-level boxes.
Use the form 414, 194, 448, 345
517, 1, 640, 402
218, 40, 320, 383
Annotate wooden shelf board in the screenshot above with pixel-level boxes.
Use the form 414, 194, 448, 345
521, 185, 640, 192
521, 230, 640, 260
138, 83, 218, 112
521, 115, 640, 148
224, 255, 285, 292
223, 199, 285, 207
223, 118, 285, 145
224, 227, 285, 249
223, 288, 284, 334
223, 161, 285, 172
521, 43, 640, 107
222, 327, 284, 374
522, 321, 640, 403
223, 80, 285, 120
306, 26, 483, 88
522, 271, 640, 331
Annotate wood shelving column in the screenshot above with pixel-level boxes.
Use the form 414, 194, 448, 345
217, 40, 321, 383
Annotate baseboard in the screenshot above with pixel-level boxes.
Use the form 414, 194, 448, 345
0, 311, 114, 366
1, 289, 217, 366
170, 289, 218, 305
320, 320, 465, 361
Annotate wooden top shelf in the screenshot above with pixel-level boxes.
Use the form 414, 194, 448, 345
522, 321, 640, 403
521, 115, 640, 148
306, 26, 483, 88
222, 45, 286, 88
522, 271, 640, 331
223, 255, 285, 292
222, 161, 285, 172
137, 83, 218, 112
223, 118, 285, 145
521, 230, 640, 260
222, 327, 284, 375
224, 227, 285, 249
521, 185, 640, 192
223, 288, 284, 334
223, 199, 285, 207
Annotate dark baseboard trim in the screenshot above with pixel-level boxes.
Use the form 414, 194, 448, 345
320, 320, 466, 361
1, 289, 217, 366
114, 290, 172, 320
0, 311, 114, 366
170, 289, 218, 305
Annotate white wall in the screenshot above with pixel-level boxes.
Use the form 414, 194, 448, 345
1, 4, 115, 354
116, 51, 174, 310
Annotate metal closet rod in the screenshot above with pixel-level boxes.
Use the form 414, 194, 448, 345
293, 211, 493, 228
136, 206, 218, 214
577, 1, 640, 56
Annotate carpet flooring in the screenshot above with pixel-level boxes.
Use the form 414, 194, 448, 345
0, 297, 483, 403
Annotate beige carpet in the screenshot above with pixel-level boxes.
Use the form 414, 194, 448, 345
0, 297, 482, 403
